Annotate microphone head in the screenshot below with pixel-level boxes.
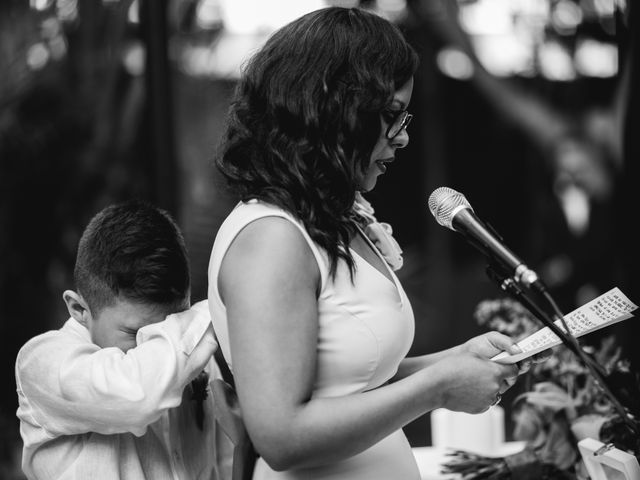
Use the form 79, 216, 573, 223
428, 186, 473, 230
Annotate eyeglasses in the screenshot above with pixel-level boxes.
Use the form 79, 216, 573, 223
384, 110, 413, 140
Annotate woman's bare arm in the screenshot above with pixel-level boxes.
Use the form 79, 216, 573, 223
218, 216, 519, 471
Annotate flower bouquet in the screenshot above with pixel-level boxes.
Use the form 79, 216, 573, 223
440, 297, 640, 480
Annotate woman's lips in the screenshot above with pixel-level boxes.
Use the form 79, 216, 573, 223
376, 157, 394, 173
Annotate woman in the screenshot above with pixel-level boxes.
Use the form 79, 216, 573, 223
208, 6, 525, 479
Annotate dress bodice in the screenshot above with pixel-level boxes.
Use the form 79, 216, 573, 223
207, 200, 420, 480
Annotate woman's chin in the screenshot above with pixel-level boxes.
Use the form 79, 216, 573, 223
358, 177, 379, 192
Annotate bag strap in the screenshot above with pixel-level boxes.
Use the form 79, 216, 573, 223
211, 337, 259, 480
213, 343, 235, 388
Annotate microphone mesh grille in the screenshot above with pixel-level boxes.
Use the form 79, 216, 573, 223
427, 186, 472, 230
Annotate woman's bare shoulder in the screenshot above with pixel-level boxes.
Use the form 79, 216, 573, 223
220, 215, 320, 296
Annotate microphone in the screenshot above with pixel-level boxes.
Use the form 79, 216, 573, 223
428, 186, 544, 291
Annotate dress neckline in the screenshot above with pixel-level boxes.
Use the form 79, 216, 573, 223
350, 226, 404, 306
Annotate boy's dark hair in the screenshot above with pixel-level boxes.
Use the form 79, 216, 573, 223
74, 200, 190, 314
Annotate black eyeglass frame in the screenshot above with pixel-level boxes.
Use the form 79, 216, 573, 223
385, 110, 413, 140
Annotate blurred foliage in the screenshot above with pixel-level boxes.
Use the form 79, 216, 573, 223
0, 2, 149, 476
0, 0, 150, 330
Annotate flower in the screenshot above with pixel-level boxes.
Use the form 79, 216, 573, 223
441, 297, 640, 479
363, 222, 403, 271
190, 370, 210, 430
352, 192, 403, 271
511, 383, 579, 471
352, 191, 377, 223
474, 298, 539, 340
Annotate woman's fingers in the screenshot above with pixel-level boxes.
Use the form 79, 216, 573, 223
516, 359, 533, 374
485, 331, 523, 356
531, 349, 553, 364
499, 374, 518, 394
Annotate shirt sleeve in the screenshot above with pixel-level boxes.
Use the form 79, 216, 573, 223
15, 300, 216, 437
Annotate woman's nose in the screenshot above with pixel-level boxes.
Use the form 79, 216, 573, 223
391, 128, 410, 149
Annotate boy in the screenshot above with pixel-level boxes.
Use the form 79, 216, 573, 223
15, 200, 231, 479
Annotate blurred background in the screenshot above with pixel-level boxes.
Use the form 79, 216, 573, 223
1, 0, 638, 477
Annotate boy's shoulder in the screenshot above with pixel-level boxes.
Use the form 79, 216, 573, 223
20, 318, 88, 348
16, 319, 92, 373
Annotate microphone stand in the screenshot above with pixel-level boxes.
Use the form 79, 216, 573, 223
485, 263, 639, 436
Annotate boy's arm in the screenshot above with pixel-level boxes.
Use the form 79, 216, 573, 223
16, 300, 216, 437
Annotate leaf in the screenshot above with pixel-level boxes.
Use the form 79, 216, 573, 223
515, 382, 575, 416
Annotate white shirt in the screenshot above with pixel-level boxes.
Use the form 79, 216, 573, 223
15, 300, 232, 480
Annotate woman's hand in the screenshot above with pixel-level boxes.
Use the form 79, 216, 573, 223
431, 354, 519, 413
518, 349, 553, 373
461, 331, 522, 359
459, 331, 531, 400
462, 331, 552, 374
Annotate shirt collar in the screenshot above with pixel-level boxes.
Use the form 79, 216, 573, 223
63, 317, 92, 343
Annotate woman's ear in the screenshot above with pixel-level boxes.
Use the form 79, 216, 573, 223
62, 290, 92, 327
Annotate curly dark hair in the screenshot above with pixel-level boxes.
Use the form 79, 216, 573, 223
216, 6, 419, 277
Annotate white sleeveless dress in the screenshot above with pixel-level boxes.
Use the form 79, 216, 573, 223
207, 200, 421, 480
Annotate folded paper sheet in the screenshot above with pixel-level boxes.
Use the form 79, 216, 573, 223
492, 287, 638, 364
